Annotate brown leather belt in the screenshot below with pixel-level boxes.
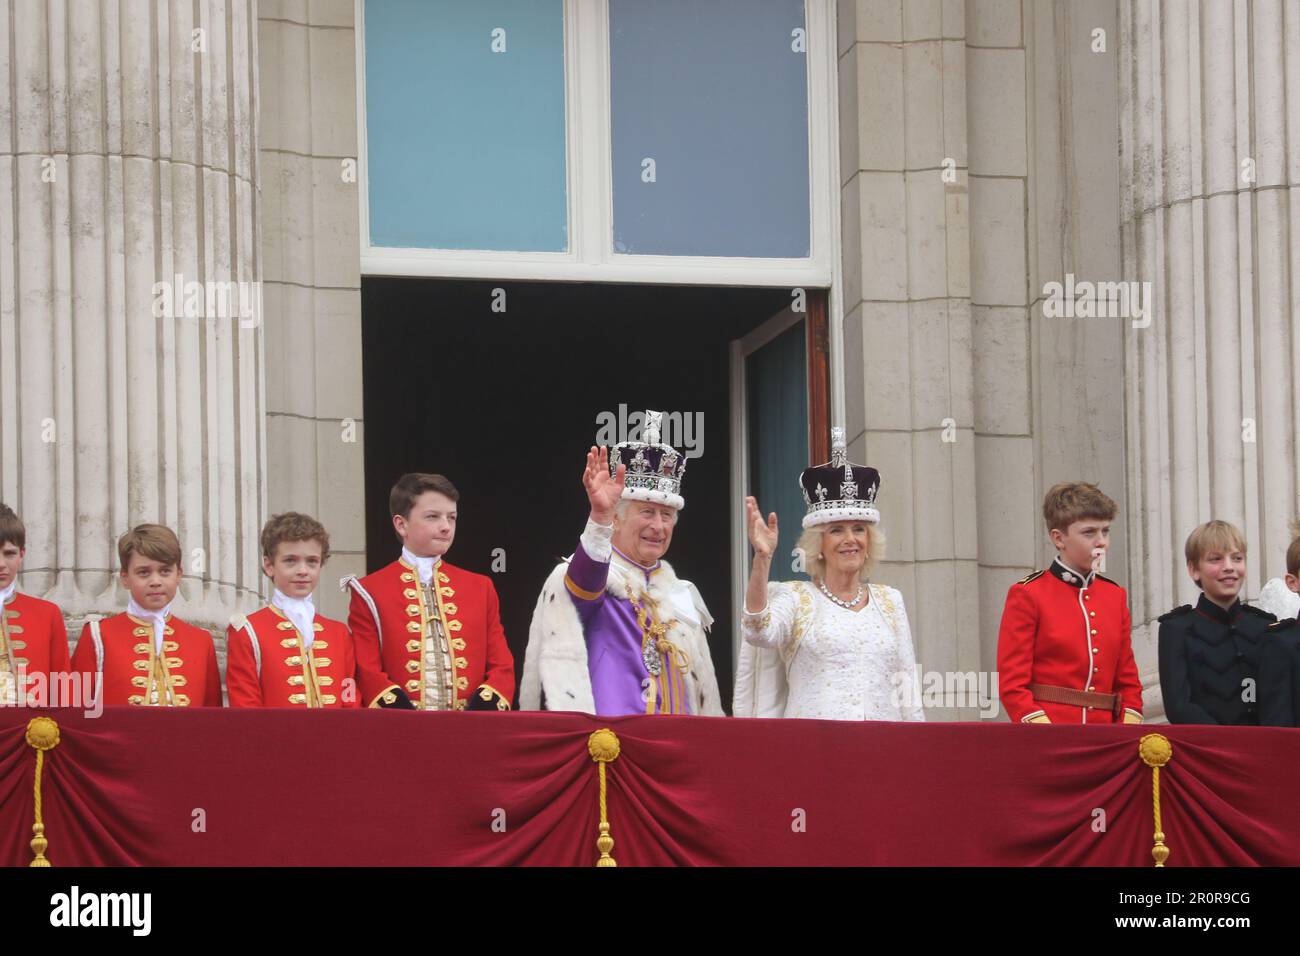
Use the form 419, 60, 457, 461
1030, 683, 1123, 720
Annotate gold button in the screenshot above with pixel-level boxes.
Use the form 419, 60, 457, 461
1089, 611, 1095, 617
1090, 629, 1097, 635
1088, 685, 1095, 691
1084, 594, 1090, 600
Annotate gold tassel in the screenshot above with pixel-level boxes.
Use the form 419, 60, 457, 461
587, 729, 621, 867
1138, 733, 1173, 867
25, 717, 61, 867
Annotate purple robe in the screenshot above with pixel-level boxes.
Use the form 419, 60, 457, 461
564, 538, 693, 717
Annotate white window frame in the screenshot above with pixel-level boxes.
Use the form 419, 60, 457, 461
354, 0, 839, 289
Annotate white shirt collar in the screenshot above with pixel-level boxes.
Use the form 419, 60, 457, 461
401, 547, 442, 586
272, 588, 317, 649
0, 581, 15, 605
126, 597, 174, 653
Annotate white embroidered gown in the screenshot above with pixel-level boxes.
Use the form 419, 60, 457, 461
741, 581, 926, 721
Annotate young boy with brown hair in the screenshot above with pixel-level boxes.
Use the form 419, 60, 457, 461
997, 482, 1143, 724
227, 512, 369, 708
0, 504, 71, 706
342, 472, 515, 711
70, 524, 221, 707
1157, 520, 1275, 724
1259, 520, 1300, 726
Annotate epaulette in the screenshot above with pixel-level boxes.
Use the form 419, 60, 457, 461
1157, 604, 1193, 623
1017, 569, 1045, 585
1241, 604, 1277, 621
1267, 616, 1300, 633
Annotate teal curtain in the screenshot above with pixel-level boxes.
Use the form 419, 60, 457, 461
747, 322, 809, 580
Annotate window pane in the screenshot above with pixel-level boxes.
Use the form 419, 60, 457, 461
364, 0, 568, 252
610, 0, 810, 258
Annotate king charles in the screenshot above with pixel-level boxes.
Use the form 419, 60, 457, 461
521, 411, 722, 716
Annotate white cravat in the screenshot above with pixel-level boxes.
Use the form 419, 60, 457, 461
126, 597, 174, 653
0, 581, 15, 605
272, 588, 317, 649
402, 546, 441, 587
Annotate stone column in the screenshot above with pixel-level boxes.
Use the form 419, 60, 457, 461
257, 0, 367, 621
841, 0, 1139, 719
993, 0, 1131, 682
1121, 0, 1300, 700
0, 0, 265, 634
839, 0, 982, 719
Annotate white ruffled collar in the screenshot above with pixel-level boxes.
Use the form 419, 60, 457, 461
272, 588, 317, 648
126, 597, 174, 652
401, 547, 442, 586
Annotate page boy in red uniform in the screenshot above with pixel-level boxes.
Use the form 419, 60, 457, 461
70, 524, 222, 707
997, 482, 1143, 724
343, 473, 515, 711
0, 504, 71, 707
227, 512, 392, 708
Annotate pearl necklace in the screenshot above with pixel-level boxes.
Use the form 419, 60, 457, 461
818, 580, 865, 609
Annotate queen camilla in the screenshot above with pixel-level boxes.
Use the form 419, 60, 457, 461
734, 429, 925, 721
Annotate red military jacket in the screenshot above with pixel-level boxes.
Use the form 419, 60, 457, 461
1, 591, 71, 706
343, 557, 515, 711
226, 605, 361, 708
997, 559, 1143, 724
71, 612, 222, 708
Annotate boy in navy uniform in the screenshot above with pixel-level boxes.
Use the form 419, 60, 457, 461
1157, 521, 1275, 724
1259, 521, 1300, 726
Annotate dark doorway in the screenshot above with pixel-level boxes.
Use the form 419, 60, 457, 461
361, 279, 795, 713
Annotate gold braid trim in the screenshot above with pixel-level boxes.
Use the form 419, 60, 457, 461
26, 717, 60, 866
1139, 734, 1173, 867
588, 729, 620, 867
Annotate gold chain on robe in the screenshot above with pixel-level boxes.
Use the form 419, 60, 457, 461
633, 599, 691, 715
